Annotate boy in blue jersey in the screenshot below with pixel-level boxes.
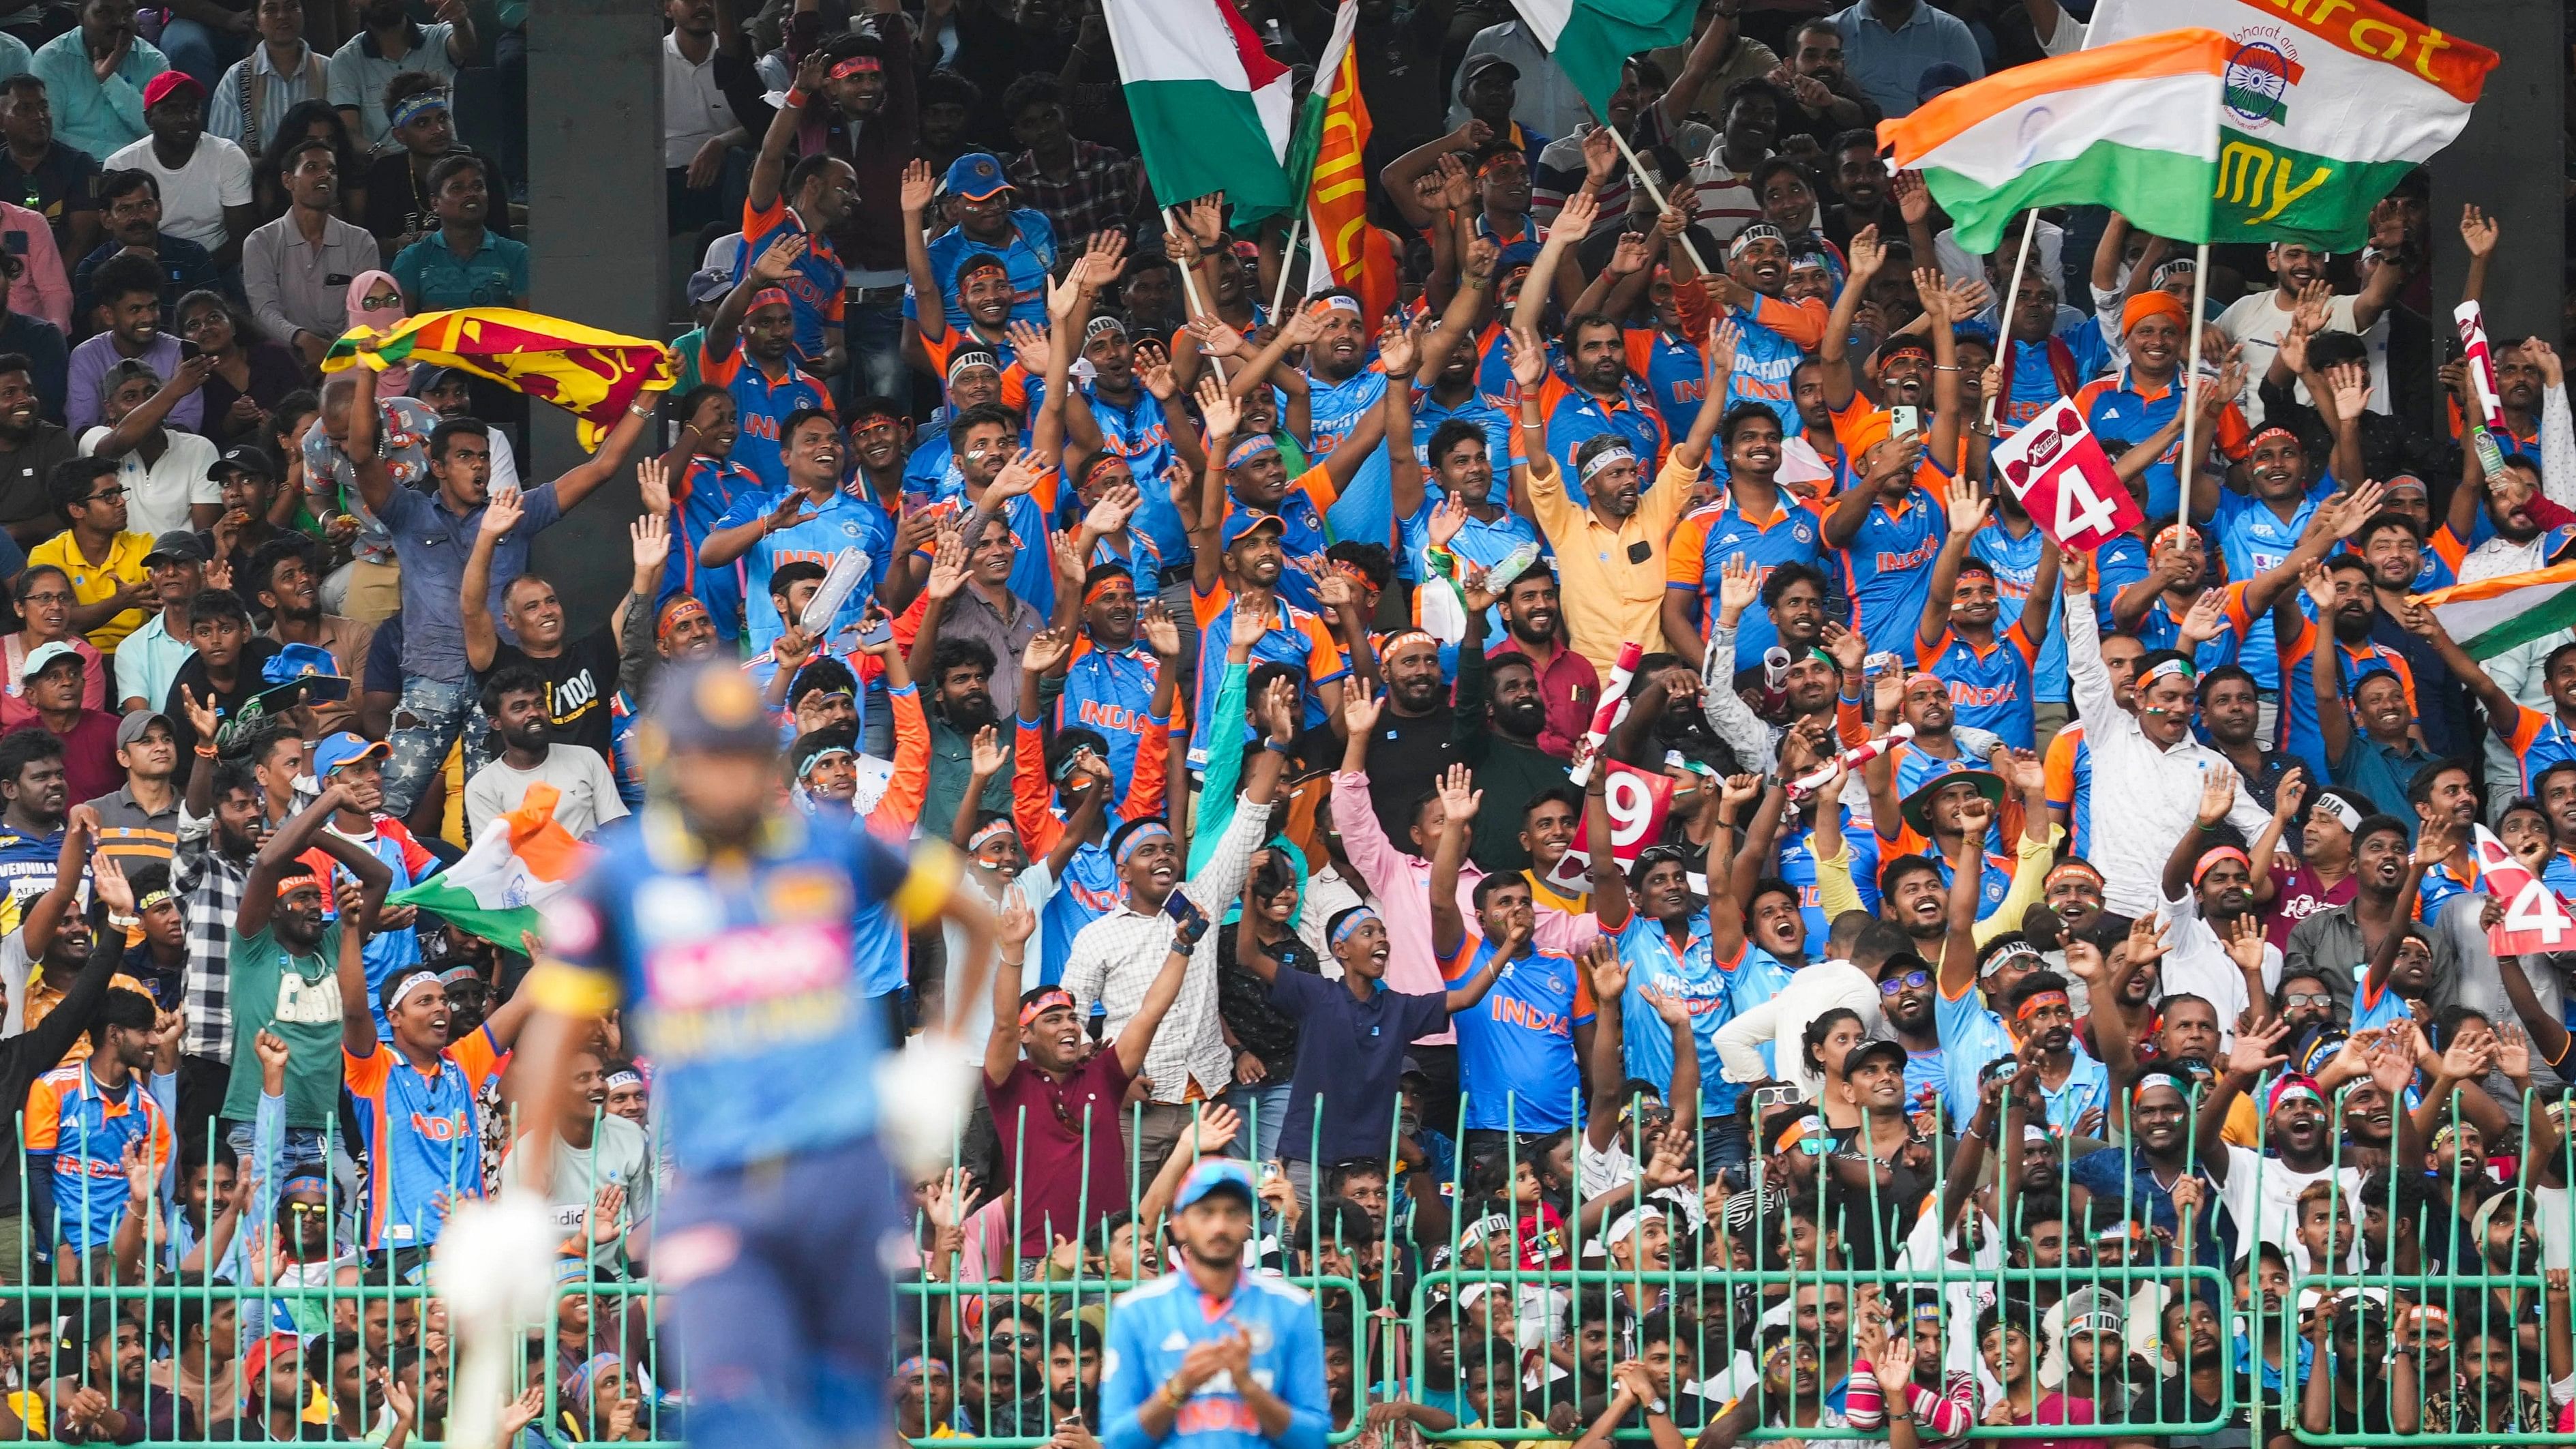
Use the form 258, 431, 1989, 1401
25, 981, 166, 1268
512, 660, 1000, 1449
1427, 764, 1591, 1155
700, 235, 836, 491
1100, 1157, 1330, 1449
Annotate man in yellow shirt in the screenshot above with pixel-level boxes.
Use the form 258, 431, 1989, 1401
27, 459, 153, 655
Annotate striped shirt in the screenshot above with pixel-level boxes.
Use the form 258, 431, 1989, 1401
174, 804, 252, 1060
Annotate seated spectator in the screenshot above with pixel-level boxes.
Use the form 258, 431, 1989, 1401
173, 292, 299, 448
102, 74, 254, 267
0, 355, 72, 546
106, 532, 196, 713
79, 355, 223, 535
0, 195, 70, 334
70, 171, 218, 333
327, 0, 475, 148
361, 72, 500, 256
27, 456, 153, 655
5, 640, 121, 801
67, 250, 207, 436
0, 566, 106, 722
28, 0, 166, 164
0, 263, 69, 428
241, 136, 376, 367
460, 664, 629, 841
389, 154, 524, 312
162, 587, 279, 758
0, 75, 104, 267
206, 0, 330, 155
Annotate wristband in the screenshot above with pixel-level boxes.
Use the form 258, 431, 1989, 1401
784, 85, 809, 108
194, 744, 219, 758
1262, 738, 1293, 756
1160, 1378, 1189, 1409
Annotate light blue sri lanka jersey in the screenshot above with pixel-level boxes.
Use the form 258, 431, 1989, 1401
537, 807, 951, 1169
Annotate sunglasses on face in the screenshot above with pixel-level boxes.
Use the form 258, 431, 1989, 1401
2281, 991, 2331, 1009
1878, 970, 1930, 995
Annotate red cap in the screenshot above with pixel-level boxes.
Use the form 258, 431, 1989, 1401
142, 71, 205, 110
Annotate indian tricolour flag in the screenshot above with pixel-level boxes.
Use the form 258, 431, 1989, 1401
2415, 565, 2576, 661
1503, 0, 1693, 117
1103, 0, 1295, 220
1877, 29, 2234, 255
2085, 0, 2496, 250
390, 783, 596, 948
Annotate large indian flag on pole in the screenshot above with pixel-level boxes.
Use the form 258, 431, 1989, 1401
1503, 0, 1694, 115
1878, 30, 2233, 255
1289, 0, 1397, 325
390, 784, 597, 948
2414, 564, 2576, 661
1103, 0, 1296, 220
2085, 0, 2495, 249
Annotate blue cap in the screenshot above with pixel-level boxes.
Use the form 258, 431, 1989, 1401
647, 659, 777, 756
262, 642, 341, 687
1916, 63, 1971, 103
311, 730, 388, 777
1218, 509, 1285, 551
1173, 1157, 1258, 1212
944, 152, 1010, 201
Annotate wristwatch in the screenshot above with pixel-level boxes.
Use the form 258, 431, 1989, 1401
1645, 1398, 1668, 1418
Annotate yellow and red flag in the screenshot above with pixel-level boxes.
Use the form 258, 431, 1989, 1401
1289, 0, 1395, 327
323, 308, 676, 447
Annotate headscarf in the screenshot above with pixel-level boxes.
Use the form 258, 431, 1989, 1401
2121, 290, 2189, 339
344, 271, 412, 395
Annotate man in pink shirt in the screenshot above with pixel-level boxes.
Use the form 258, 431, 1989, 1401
0, 200, 70, 333
1330, 689, 1602, 1122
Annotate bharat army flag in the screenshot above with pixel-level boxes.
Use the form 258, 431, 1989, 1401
2084, 0, 2496, 249
1290, 0, 1396, 326
325, 308, 677, 447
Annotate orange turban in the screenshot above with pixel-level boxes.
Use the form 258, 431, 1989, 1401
2121, 290, 2189, 338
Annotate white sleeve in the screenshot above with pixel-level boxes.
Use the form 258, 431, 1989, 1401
215, 140, 254, 207
2542, 383, 2576, 511
2037, 6, 2086, 55
1713, 996, 1780, 1086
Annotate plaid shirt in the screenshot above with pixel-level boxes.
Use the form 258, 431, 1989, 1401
174, 804, 254, 1060
1004, 140, 1144, 252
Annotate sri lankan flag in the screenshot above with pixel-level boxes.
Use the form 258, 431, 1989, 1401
1287, 0, 1394, 327
323, 309, 676, 447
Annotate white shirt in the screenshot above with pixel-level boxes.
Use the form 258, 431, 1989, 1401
661, 30, 738, 168
78, 425, 220, 537
2065, 586, 2274, 920
1712, 959, 1884, 1099
1059, 794, 1271, 1105
102, 135, 252, 253
2215, 1144, 2360, 1274
2213, 287, 2387, 427
944, 860, 1055, 1047
2153, 889, 2278, 1049
462, 746, 631, 843
1936, 218, 2061, 294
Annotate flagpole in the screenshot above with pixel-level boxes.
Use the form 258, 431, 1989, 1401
2175, 240, 2213, 507
1166, 205, 1227, 385
1987, 211, 2039, 431
1272, 215, 1304, 318
1598, 124, 1710, 277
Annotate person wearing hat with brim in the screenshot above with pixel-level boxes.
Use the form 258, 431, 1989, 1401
77, 707, 184, 875
204, 442, 297, 577
668, 267, 736, 395
81, 347, 224, 537
913, 145, 1055, 336
7, 638, 120, 803
109, 531, 211, 717
899, 152, 1023, 389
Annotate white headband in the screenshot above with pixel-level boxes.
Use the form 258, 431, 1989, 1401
1578, 447, 1636, 483
389, 972, 444, 1014
1321, 295, 1362, 315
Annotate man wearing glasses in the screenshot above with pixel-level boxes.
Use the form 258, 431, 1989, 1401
27, 455, 153, 655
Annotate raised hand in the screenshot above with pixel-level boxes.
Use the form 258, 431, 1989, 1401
751, 232, 807, 285
1023, 624, 1077, 676
1583, 938, 1628, 1005
1504, 328, 1547, 391
479, 484, 524, 539
2223, 913, 2270, 975
923, 531, 970, 600
2195, 761, 2237, 826
635, 455, 672, 517
1716, 552, 1760, 620
629, 512, 671, 576
1435, 763, 1481, 825
1553, 187, 1600, 238
2324, 360, 2370, 421
1606, 230, 1651, 278
1257, 674, 1299, 744
2460, 203, 2499, 258
1945, 475, 1990, 539
1705, 315, 1741, 383
1139, 600, 1182, 657
970, 725, 1006, 779
1377, 314, 1421, 377
899, 158, 935, 215
1845, 224, 1884, 280
1188, 312, 1248, 359
1196, 374, 1240, 440
2226, 1015, 2290, 1077
1341, 686, 1383, 738
1636, 984, 1690, 1028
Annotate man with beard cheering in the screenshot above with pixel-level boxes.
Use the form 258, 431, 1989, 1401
460, 664, 628, 843
1488, 562, 1595, 761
